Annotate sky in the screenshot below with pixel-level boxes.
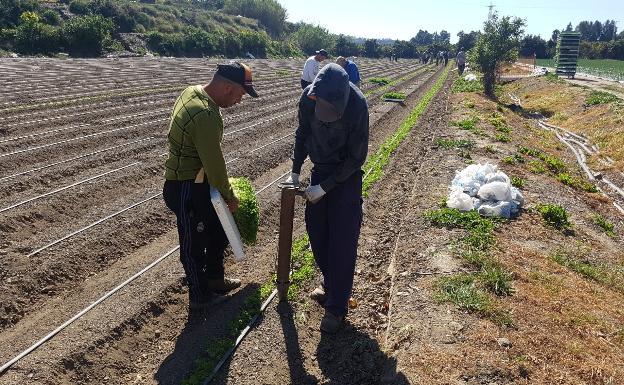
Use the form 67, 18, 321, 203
276, 0, 624, 43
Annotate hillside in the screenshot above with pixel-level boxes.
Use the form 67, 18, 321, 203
0, 0, 301, 58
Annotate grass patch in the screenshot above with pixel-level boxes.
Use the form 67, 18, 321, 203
425, 208, 513, 298
451, 116, 479, 130
545, 72, 564, 83
436, 274, 512, 326
528, 160, 546, 174
275, 69, 290, 76
585, 90, 621, 106
488, 114, 512, 133
436, 138, 474, 149
502, 154, 525, 165
484, 144, 496, 154
452, 76, 483, 93
495, 133, 511, 143
551, 249, 624, 291
536, 203, 572, 231
556, 173, 598, 193
510, 176, 525, 188
592, 214, 615, 237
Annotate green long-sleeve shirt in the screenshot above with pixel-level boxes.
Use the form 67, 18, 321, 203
165, 85, 234, 201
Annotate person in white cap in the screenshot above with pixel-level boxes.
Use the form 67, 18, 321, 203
300, 49, 328, 89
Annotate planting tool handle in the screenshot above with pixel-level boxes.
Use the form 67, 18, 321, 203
276, 183, 304, 300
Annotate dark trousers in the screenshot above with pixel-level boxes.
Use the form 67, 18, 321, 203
305, 169, 363, 317
301, 79, 312, 90
163, 180, 229, 301
458, 63, 466, 75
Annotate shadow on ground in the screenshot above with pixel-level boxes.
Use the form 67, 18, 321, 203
154, 283, 260, 385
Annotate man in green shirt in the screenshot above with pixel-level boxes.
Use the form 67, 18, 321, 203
163, 62, 258, 312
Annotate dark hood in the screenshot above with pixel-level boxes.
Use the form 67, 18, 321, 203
307, 63, 350, 120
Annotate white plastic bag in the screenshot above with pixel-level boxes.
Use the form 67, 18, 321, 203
478, 201, 512, 218
486, 171, 510, 184
477, 181, 512, 202
464, 74, 477, 81
447, 187, 474, 211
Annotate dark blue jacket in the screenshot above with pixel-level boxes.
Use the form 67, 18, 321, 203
292, 63, 369, 192
345, 60, 361, 84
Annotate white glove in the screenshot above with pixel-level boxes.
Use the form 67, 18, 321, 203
285, 172, 300, 186
305, 185, 326, 203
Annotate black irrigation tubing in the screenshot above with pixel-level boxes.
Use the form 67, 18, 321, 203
0, 118, 168, 159
23, 132, 295, 257
0, 60, 429, 374
0, 123, 90, 144
0, 137, 154, 183
0, 162, 141, 214
0, 168, 291, 375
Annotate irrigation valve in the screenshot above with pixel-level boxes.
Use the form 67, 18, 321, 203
276, 182, 305, 301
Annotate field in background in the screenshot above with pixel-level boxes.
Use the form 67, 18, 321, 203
536, 58, 624, 81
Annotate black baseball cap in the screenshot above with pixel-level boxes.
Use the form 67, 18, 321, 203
315, 49, 329, 57
215, 62, 258, 98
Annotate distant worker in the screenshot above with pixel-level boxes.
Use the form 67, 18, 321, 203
286, 63, 369, 334
163, 62, 259, 313
301, 49, 328, 89
443, 51, 449, 66
457, 47, 467, 75
336, 56, 361, 88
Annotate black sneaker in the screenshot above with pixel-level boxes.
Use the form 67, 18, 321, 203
189, 293, 227, 311
320, 311, 344, 334
205, 277, 241, 294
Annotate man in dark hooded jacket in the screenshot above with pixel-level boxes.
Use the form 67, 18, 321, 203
285, 63, 369, 333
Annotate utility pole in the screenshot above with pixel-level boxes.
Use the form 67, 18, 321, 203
487, 2, 495, 19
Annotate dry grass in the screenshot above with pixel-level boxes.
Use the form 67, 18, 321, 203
502, 77, 624, 170
406, 84, 624, 384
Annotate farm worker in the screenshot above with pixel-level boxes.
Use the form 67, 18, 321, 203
457, 47, 467, 74
162, 62, 259, 312
336, 56, 361, 88
301, 49, 328, 90
287, 63, 369, 333
443, 51, 449, 66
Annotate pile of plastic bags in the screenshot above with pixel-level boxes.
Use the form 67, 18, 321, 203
446, 163, 524, 218
464, 73, 477, 81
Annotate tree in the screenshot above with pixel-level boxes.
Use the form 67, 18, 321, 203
363, 38, 380, 58
334, 34, 360, 57
222, 0, 286, 37
456, 30, 479, 51
470, 12, 525, 97
411, 30, 433, 45
565, 22, 573, 32
291, 23, 334, 55
15, 11, 60, 54
439, 30, 451, 44
519, 34, 547, 58
392, 39, 416, 58
62, 14, 114, 56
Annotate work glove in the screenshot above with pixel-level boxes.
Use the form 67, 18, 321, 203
285, 172, 300, 186
305, 184, 326, 204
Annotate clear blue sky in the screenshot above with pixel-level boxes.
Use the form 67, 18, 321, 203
277, 0, 623, 43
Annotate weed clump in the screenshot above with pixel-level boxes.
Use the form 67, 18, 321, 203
452, 76, 484, 93
383, 91, 406, 100
436, 138, 475, 149
536, 203, 572, 230
592, 214, 615, 237
585, 90, 620, 106
556, 173, 598, 193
